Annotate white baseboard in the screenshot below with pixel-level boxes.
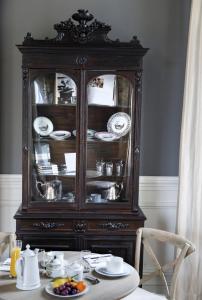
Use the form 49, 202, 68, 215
0, 174, 178, 294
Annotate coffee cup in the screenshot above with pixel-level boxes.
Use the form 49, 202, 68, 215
106, 256, 124, 274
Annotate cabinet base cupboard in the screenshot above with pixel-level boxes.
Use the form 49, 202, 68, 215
14, 10, 148, 266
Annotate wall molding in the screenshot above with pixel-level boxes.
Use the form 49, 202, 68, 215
0, 174, 22, 206
0, 174, 178, 207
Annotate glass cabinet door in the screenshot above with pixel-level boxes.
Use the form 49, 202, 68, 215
85, 74, 133, 205
30, 71, 78, 205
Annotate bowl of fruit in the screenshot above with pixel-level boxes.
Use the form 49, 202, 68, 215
45, 276, 88, 298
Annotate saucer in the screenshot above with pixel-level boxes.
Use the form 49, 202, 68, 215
95, 262, 133, 277
49, 130, 71, 140
94, 131, 119, 142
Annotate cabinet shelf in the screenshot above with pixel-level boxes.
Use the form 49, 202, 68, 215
34, 137, 128, 144
35, 103, 76, 107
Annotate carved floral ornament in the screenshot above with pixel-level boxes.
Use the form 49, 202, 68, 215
23, 9, 144, 48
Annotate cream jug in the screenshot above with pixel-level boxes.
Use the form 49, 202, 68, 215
16, 244, 40, 290
36, 180, 62, 200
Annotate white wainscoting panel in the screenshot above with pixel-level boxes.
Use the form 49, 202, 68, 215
139, 176, 178, 293
0, 175, 21, 232
0, 175, 178, 293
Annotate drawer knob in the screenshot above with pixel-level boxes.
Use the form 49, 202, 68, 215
74, 222, 87, 232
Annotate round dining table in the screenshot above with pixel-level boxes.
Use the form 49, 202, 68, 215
0, 251, 140, 300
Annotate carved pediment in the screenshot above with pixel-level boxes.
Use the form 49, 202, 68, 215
23, 9, 143, 48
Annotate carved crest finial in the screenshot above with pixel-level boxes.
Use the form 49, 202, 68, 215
72, 9, 94, 24
53, 9, 112, 44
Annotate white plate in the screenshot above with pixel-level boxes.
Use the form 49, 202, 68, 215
33, 116, 54, 136
95, 262, 133, 277
50, 131, 71, 140
94, 131, 119, 142
107, 112, 131, 137
45, 281, 89, 298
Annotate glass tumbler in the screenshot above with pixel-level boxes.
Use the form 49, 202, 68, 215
115, 160, 124, 176
10, 240, 22, 277
80, 250, 92, 273
106, 162, 113, 176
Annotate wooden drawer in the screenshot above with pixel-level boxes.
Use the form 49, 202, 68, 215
16, 219, 74, 233
87, 219, 141, 234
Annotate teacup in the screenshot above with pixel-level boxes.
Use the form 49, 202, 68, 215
106, 256, 124, 274
41, 251, 64, 268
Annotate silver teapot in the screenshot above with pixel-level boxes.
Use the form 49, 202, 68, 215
36, 179, 62, 200
102, 183, 123, 201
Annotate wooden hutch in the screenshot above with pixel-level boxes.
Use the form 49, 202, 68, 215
14, 9, 148, 265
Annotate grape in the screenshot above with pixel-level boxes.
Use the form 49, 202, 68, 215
53, 287, 59, 294
61, 290, 69, 296
64, 282, 71, 287
71, 288, 78, 295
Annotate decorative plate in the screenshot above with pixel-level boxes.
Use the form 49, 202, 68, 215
45, 281, 89, 298
49, 131, 71, 140
33, 116, 54, 136
94, 132, 119, 142
107, 112, 131, 137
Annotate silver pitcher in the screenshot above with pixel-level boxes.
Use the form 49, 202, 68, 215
36, 180, 62, 200
102, 183, 123, 201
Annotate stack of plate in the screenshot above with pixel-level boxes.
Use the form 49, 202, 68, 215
36, 163, 58, 175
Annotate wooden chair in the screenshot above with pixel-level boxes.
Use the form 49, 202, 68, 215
122, 227, 195, 300
0, 232, 16, 258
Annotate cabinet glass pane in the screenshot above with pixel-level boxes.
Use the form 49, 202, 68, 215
85, 74, 133, 204
31, 72, 77, 203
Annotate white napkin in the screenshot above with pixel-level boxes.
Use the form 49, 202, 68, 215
83, 254, 112, 268
0, 258, 11, 272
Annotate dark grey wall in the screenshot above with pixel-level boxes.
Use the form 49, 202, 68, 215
0, 0, 190, 175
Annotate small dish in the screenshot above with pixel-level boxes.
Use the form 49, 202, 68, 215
72, 129, 96, 139
94, 131, 119, 142
107, 112, 131, 137
33, 116, 54, 136
49, 131, 71, 140
95, 262, 133, 277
